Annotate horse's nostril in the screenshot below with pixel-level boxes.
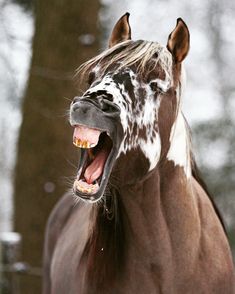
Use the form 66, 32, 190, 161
72, 104, 79, 111
72, 103, 90, 115
81, 107, 88, 114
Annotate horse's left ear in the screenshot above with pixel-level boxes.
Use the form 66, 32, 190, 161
108, 12, 131, 48
167, 18, 190, 63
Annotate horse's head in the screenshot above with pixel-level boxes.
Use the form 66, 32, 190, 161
70, 13, 190, 202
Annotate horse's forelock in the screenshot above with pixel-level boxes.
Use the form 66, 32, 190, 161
76, 40, 173, 86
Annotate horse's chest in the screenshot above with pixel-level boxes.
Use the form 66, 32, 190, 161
50, 218, 163, 294
50, 208, 91, 294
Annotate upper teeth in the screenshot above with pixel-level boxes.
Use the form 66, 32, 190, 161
73, 138, 95, 148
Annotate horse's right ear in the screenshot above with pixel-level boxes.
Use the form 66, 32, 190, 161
167, 18, 190, 63
108, 13, 131, 48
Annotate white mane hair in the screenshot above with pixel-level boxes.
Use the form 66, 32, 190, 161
76, 40, 173, 83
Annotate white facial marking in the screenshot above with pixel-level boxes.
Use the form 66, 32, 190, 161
139, 132, 162, 171
128, 81, 163, 170
86, 66, 172, 171
116, 77, 163, 171
167, 112, 191, 178
83, 42, 175, 172
85, 75, 130, 131
150, 69, 173, 93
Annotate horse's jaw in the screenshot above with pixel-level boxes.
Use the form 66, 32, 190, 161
69, 96, 124, 203
72, 125, 120, 203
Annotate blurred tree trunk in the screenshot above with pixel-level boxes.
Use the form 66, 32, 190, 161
13, 0, 100, 292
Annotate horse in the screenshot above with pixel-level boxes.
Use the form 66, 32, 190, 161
43, 13, 235, 294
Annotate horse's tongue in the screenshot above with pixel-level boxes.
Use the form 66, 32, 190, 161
73, 126, 101, 146
84, 149, 109, 184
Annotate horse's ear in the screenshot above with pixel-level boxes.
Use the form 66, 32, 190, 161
108, 13, 131, 48
167, 18, 190, 63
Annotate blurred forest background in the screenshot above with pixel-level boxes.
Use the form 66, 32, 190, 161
0, 0, 234, 292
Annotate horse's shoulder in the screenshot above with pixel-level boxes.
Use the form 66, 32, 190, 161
43, 192, 75, 293
191, 176, 227, 234
191, 176, 216, 218
47, 192, 74, 231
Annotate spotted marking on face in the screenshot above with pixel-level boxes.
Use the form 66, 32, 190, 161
85, 66, 172, 171
75, 41, 192, 177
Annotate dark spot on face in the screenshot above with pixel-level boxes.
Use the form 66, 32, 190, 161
154, 120, 158, 130
134, 108, 140, 117
87, 71, 95, 85
112, 72, 130, 85
152, 52, 158, 59
146, 123, 151, 130
84, 89, 114, 104
132, 123, 138, 137
112, 71, 136, 104
150, 82, 160, 92
139, 126, 147, 141
96, 90, 107, 96
136, 87, 146, 107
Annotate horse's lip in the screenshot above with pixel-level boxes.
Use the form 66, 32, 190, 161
73, 190, 102, 203
73, 191, 97, 202
71, 123, 109, 135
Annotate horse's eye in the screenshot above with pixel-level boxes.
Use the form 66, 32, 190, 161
150, 82, 163, 94
87, 72, 95, 85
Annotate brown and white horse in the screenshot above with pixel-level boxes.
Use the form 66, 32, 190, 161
43, 13, 235, 294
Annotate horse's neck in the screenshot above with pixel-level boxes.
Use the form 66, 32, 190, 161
84, 164, 201, 289
119, 163, 200, 261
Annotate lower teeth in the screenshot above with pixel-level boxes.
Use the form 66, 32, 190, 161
74, 179, 99, 194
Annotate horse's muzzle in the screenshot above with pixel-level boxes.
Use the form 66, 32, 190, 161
71, 95, 120, 123
69, 96, 123, 203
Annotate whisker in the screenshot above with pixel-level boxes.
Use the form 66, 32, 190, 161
63, 96, 73, 102
65, 159, 79, 170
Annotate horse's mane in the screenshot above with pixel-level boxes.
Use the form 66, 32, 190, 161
190, 156, 227, 234
184, 120, 227, 234
178, 69, 226, 235
76, 40, 172, 84
80, 190, 126, 290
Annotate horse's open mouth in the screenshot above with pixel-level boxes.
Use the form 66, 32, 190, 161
72, 125, 114, 202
